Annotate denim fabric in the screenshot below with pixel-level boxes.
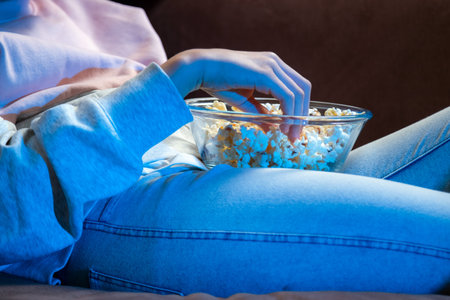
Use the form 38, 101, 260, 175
386, 139, 449, 191
342, 107, 450, 191
58, 109, 450, 296
88, 269, 184, 295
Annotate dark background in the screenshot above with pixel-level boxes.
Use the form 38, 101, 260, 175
115, 0, 449, 147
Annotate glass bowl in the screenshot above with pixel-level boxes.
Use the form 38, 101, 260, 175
187, 97, 372, 171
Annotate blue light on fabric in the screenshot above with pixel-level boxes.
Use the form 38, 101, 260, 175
0, 0, 33, 24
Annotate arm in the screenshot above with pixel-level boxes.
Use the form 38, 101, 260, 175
0, 63, 192, 266
0, 49, 310, 277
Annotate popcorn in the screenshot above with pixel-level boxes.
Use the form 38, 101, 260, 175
262, 102, 282, 114
261, 103, 321, 117
199, 101, 359, 170
325, 107, 358, 116
206, 100, 228, 111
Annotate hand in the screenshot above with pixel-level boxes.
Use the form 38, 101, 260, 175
161, 49, 311, 140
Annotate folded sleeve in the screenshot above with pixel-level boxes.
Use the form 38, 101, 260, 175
0, 63, 192, 270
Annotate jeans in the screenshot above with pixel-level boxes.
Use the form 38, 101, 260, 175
59, 108, 450, 296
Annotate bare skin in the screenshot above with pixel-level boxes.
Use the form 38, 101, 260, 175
161, 49, 311, 141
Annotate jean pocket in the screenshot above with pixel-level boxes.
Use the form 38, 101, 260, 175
88, 269, 184, 296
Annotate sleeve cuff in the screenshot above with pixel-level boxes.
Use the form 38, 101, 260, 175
95, 63, 193, 157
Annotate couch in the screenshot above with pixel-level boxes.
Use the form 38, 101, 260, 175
1, 0, 449, 299
0, 273, 449, 300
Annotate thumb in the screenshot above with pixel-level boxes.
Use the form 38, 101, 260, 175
205, 89, 272, 133
205, 89, 269, 114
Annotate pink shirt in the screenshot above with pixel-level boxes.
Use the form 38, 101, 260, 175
0, 0, 167, 123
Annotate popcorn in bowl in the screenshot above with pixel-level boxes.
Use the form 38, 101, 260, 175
188, 98, 372, 171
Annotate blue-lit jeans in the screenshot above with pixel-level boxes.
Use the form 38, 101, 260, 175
59, 108, 450, 296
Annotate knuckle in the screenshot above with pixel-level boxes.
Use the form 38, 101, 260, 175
260, 56, 278, 70
304, 79, 312, 89
267, 58, 278, 68
269, 51, 279, 60
263, 51, 279, 60
260, 62, 274, 74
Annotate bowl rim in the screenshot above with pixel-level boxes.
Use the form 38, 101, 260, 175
186, 97, 373, 122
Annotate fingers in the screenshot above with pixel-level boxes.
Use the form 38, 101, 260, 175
270, 59, 306, 116
255, 53, 310, 141
194, 49, 310, 118
193, 49, 311, 140
237, 93, 271, 115
267, 53, 312, 141
204, 89, 272, 133
207, 89, 268, 114
249, 52, 310, 118
268, 52, 312, 117
256, 72, 296, 116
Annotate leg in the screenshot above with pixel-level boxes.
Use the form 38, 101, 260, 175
59, 166, 450, 296
342, 107, 450, 192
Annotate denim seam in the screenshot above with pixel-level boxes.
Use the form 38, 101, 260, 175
383, 137, 449, 179
83, 220, 450, 261
94, 277, 148, 293
89, 269, 184, 296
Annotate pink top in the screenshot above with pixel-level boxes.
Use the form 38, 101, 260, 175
0, 0, 167, 123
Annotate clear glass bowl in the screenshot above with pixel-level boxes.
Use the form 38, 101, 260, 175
187, 97, 372, 171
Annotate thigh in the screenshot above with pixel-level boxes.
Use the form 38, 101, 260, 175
342, 107, 450, 191
59, 166, 450, 296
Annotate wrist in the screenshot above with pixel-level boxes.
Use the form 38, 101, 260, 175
161, 50, 203, 98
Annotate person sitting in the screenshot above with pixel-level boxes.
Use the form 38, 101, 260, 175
0, 0, 449, 296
